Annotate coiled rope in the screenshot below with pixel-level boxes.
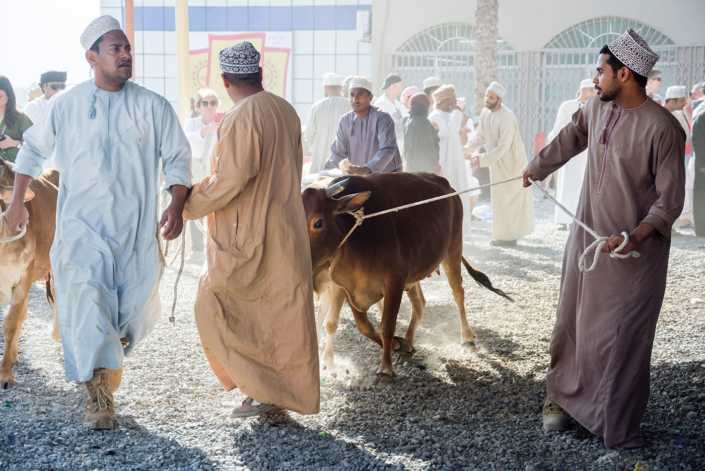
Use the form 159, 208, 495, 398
157, 223, 187, 325
0, 212, 27, 243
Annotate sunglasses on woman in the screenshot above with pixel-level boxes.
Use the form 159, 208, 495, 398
50, 84, 66, 91
201, 100, 218, 107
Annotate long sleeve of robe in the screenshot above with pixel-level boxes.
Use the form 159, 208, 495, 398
14, 79, 192, 382
464, 105, 534, 241
671, 110, 691, 146
182, 91, 320, 415
526, 96, 685, 448
325, 107, 403, 173
692, 109, 705, 235
548, 99, 589, 225
23, 95, 48, 125
305, 96, 350, 175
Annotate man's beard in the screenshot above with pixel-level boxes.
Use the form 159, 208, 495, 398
106, 63, 132, 85
597, 88, 617, 102
485, 101, 498, 110
596, 78, 618, 102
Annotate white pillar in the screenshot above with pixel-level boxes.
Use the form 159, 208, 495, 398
175, 0, 191, 124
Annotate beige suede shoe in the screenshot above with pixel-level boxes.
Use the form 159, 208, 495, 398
230, 397, 286, 419
84, 369, 114, 430
542, 396, 571, 431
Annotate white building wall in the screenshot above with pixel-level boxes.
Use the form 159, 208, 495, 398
371, 0, 705, 88
99, 0, 373, 122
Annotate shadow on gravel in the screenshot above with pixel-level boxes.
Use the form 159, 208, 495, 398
307, 354, 704, 470
230, 414, 383, 469
0, 369, 215, 471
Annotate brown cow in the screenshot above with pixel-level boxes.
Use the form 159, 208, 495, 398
314, 265, 427, 366
0, 158, 59, 389
302, 172, 512, 378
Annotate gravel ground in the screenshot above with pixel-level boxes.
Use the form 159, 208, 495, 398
1, 193, 703, 471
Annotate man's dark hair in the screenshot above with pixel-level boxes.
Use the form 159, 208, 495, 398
90, 36, 103, 54
0, 75, 20, 129
224, 72, 261, 88
349, 88, 371, 97
39, 70, 67, 88
599, 45, 648, 88
424, 86, 439, 97
648, 68, 661, 79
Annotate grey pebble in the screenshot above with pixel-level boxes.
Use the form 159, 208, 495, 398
0, 198, 702, 470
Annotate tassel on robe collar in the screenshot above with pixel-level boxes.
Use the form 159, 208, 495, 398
87, 87, 98, 119
598, 104, 623, 145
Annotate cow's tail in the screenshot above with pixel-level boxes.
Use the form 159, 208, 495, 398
44, 271, 55, 310
461, 257, 514, 302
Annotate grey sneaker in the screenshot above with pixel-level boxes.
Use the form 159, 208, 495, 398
230, 397, 286, 419
542, 396, 571, 431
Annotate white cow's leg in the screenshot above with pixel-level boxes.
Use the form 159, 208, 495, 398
0, 278, 31, 389
323, 285, 346, 365
315, 286, 331, 341
48, 271, 61, 342
442, 258, 475, 346
404, 283, 426, 347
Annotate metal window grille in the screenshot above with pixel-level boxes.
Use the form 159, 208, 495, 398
388, 19, 705, 157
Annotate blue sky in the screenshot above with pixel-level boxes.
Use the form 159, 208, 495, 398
1, 0, 100, 89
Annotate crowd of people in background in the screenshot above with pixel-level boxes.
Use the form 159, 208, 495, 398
301, 70, 705, 242
1, 57, 703, 248
1, 18, 700, 448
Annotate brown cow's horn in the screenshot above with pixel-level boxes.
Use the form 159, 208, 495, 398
326, 178, 350, 198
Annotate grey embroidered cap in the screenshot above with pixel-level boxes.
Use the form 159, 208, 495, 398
219, 41, 261, 74
606, 28, 659, 78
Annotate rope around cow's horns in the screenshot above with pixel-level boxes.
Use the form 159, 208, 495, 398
337, 175, 639, 274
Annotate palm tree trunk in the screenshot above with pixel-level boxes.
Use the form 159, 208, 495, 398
474, 0, 499, 116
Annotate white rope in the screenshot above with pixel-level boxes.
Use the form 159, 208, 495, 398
526, 177, 639, 273
157, 228, 184, 268
0, 212, 27, 243
336, 174, 639, 273
194, 218, 208, 235
169, 226, 187, 326
337, 175, 524, 248
156, 221, 187, 325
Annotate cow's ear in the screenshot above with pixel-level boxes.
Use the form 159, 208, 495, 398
334, 191, 371, 214
23, 189, 35, 202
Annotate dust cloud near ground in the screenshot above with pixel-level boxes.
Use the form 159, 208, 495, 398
1, 196, 703, 470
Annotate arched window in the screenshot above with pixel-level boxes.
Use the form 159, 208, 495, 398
540, 18, 677, 131
545, 17, 674, 49
391, 23, 513, 110
397, 23, 512, 54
